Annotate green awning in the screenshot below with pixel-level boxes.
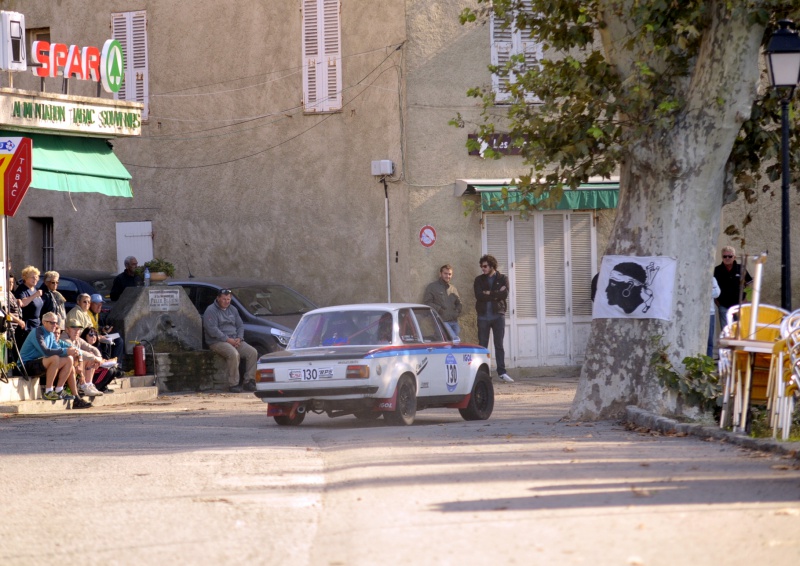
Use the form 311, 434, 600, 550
479, 182, 618, 212
0, 130, 132, 198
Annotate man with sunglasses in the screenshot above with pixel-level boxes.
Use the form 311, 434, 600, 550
473, 254, 513, 383
19, 312, 91, 408
713, 245, 752, 325
203, 288, 258, 393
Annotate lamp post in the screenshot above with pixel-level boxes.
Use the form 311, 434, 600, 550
766, 19, 800, 311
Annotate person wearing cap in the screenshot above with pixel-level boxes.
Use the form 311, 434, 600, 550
88, 293, 124, 360
203, 288, 258, 393
65, 293, 94, 331
19, 312, 91, 408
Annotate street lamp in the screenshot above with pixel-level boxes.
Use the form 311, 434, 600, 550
766, 19, 800, 311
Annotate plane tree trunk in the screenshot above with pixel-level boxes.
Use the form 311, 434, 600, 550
570, 2, 766, 419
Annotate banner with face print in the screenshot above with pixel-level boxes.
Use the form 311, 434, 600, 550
592, 256, 677, 321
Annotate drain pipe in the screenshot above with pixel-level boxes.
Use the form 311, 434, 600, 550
382, 176, 391, 302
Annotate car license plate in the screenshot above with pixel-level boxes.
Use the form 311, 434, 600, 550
289, 367, 334, 380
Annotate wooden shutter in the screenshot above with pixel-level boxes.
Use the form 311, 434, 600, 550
490, 10, 513, 102
570, 213, 593, 317
513, 216, 537, 318
112, 11, 149, 118
542, 214, 566, 317
485, 215, 509, 276
303, 0, 341, 112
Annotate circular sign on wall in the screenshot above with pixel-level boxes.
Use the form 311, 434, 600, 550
100, 39, 125, 93
419, 225, 436, 248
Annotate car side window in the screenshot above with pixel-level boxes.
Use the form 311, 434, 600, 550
398, 309, 421, 343
57, 279, 79, 304
195, 287, 218, 315
412, 308, 444, 343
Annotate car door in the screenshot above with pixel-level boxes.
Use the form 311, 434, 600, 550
410, 307, 460, 398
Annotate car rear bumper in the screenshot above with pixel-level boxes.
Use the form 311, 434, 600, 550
254, 385, 379, 399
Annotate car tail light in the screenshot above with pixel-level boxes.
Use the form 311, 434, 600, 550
346, 365, 369, 379
257, 368, 275, 383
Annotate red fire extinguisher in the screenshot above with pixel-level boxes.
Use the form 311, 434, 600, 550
133, 342, 146, 376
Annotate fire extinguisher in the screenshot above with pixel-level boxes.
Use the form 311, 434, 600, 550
133, 342, 146, 376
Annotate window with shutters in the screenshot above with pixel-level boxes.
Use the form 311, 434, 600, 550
111, 11, 149, 118
302, 0, 342, 113
489, 1, 542, 103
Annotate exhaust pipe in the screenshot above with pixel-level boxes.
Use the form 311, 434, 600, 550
296, 404, 306, 414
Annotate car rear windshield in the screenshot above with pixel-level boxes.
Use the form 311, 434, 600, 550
233, 285, 315, 316
289, 310, 393, 349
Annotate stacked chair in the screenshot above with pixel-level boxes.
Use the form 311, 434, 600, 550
718, 303, 788, 431
767, 310, 800, 440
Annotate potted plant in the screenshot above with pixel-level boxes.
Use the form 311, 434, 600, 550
141, 258, 175, 282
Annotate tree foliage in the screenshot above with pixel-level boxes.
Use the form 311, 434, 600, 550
457, 0, 800, 214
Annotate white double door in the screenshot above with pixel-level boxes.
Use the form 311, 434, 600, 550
482, 212, 596, 367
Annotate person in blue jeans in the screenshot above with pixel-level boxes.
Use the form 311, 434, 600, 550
473, 254, 513, 383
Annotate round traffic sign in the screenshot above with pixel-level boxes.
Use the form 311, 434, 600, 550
419, 225, 436, 248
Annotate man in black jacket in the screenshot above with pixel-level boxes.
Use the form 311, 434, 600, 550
473, 254, 513, 382
713, 245, 752, 325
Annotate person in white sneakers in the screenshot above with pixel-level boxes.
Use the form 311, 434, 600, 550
62, 322, 104, 397
473, 254, 514, 383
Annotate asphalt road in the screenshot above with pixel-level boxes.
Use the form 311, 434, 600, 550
1, 377, 799, 565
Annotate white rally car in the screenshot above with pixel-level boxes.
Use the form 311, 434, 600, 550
254, 304, 494, 426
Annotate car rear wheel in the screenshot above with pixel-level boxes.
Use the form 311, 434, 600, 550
384, 376, 417, 426
274, 411, 306, 426
459, 369, 494, 421
354, 410, 382, 421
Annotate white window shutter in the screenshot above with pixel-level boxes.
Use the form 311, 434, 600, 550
130, 11, 149, 118
303, 0, 341, 112
569, 213, 593, 317
490, 11, 513, 103
542, 214, 566, 317
513, 216, 538, 318
112, 11, 149, 118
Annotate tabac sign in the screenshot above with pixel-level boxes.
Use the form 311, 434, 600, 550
0, 136, 32, 217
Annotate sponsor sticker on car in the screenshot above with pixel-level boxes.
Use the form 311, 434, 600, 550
446, 354, 458, 392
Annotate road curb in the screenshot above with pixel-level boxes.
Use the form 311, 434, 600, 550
624, 405, 800, 460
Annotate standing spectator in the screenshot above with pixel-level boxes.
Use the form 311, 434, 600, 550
473, 254, 513, 383
66, 293, 94, 331
19, 312, 91, 408
708, 276, 720, 357
5, 273, 25, 363
14, 265, 43, 345
40, 271, 67, 331
203, 288, 258, 393
423, 264, 463, 339
110, 256, 143, 301
713, 246, 752, 325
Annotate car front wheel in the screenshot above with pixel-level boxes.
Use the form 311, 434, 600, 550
384, 376, 417, 426
459, 369, 494, 421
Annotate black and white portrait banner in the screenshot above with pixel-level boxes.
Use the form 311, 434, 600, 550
592, 256, 677, 321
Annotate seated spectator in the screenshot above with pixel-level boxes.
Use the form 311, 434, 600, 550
110, 256, 142, 301
87, 294, 124, 361
19, 312, 91, 408
66, 293, 94, 331
40, 271, 67, 331
62, 323, 104, 397
14, 265, 43, 345
203, 288, 258, 393
81, 327, 119, 392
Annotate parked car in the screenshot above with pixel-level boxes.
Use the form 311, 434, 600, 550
26, 269, 116, 312
168, 277, 317, 356
254, 303, 494, 426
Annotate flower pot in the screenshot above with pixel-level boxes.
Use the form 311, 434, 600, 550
149, 271, 168, 282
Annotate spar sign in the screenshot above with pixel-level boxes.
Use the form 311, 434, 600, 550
31, 39, 124, 94
0, 136, 32, 217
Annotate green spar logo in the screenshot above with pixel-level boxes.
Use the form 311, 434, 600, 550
100, 39, 124, 94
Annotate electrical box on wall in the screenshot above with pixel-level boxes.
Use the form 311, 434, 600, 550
371, 160, 393, 176
0, 11, 26, 71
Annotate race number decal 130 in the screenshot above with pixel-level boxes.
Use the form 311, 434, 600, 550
445, 354, 458, 392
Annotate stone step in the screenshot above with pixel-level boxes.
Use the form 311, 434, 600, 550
0, 385, 159, 414
0, 373, 159, 414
